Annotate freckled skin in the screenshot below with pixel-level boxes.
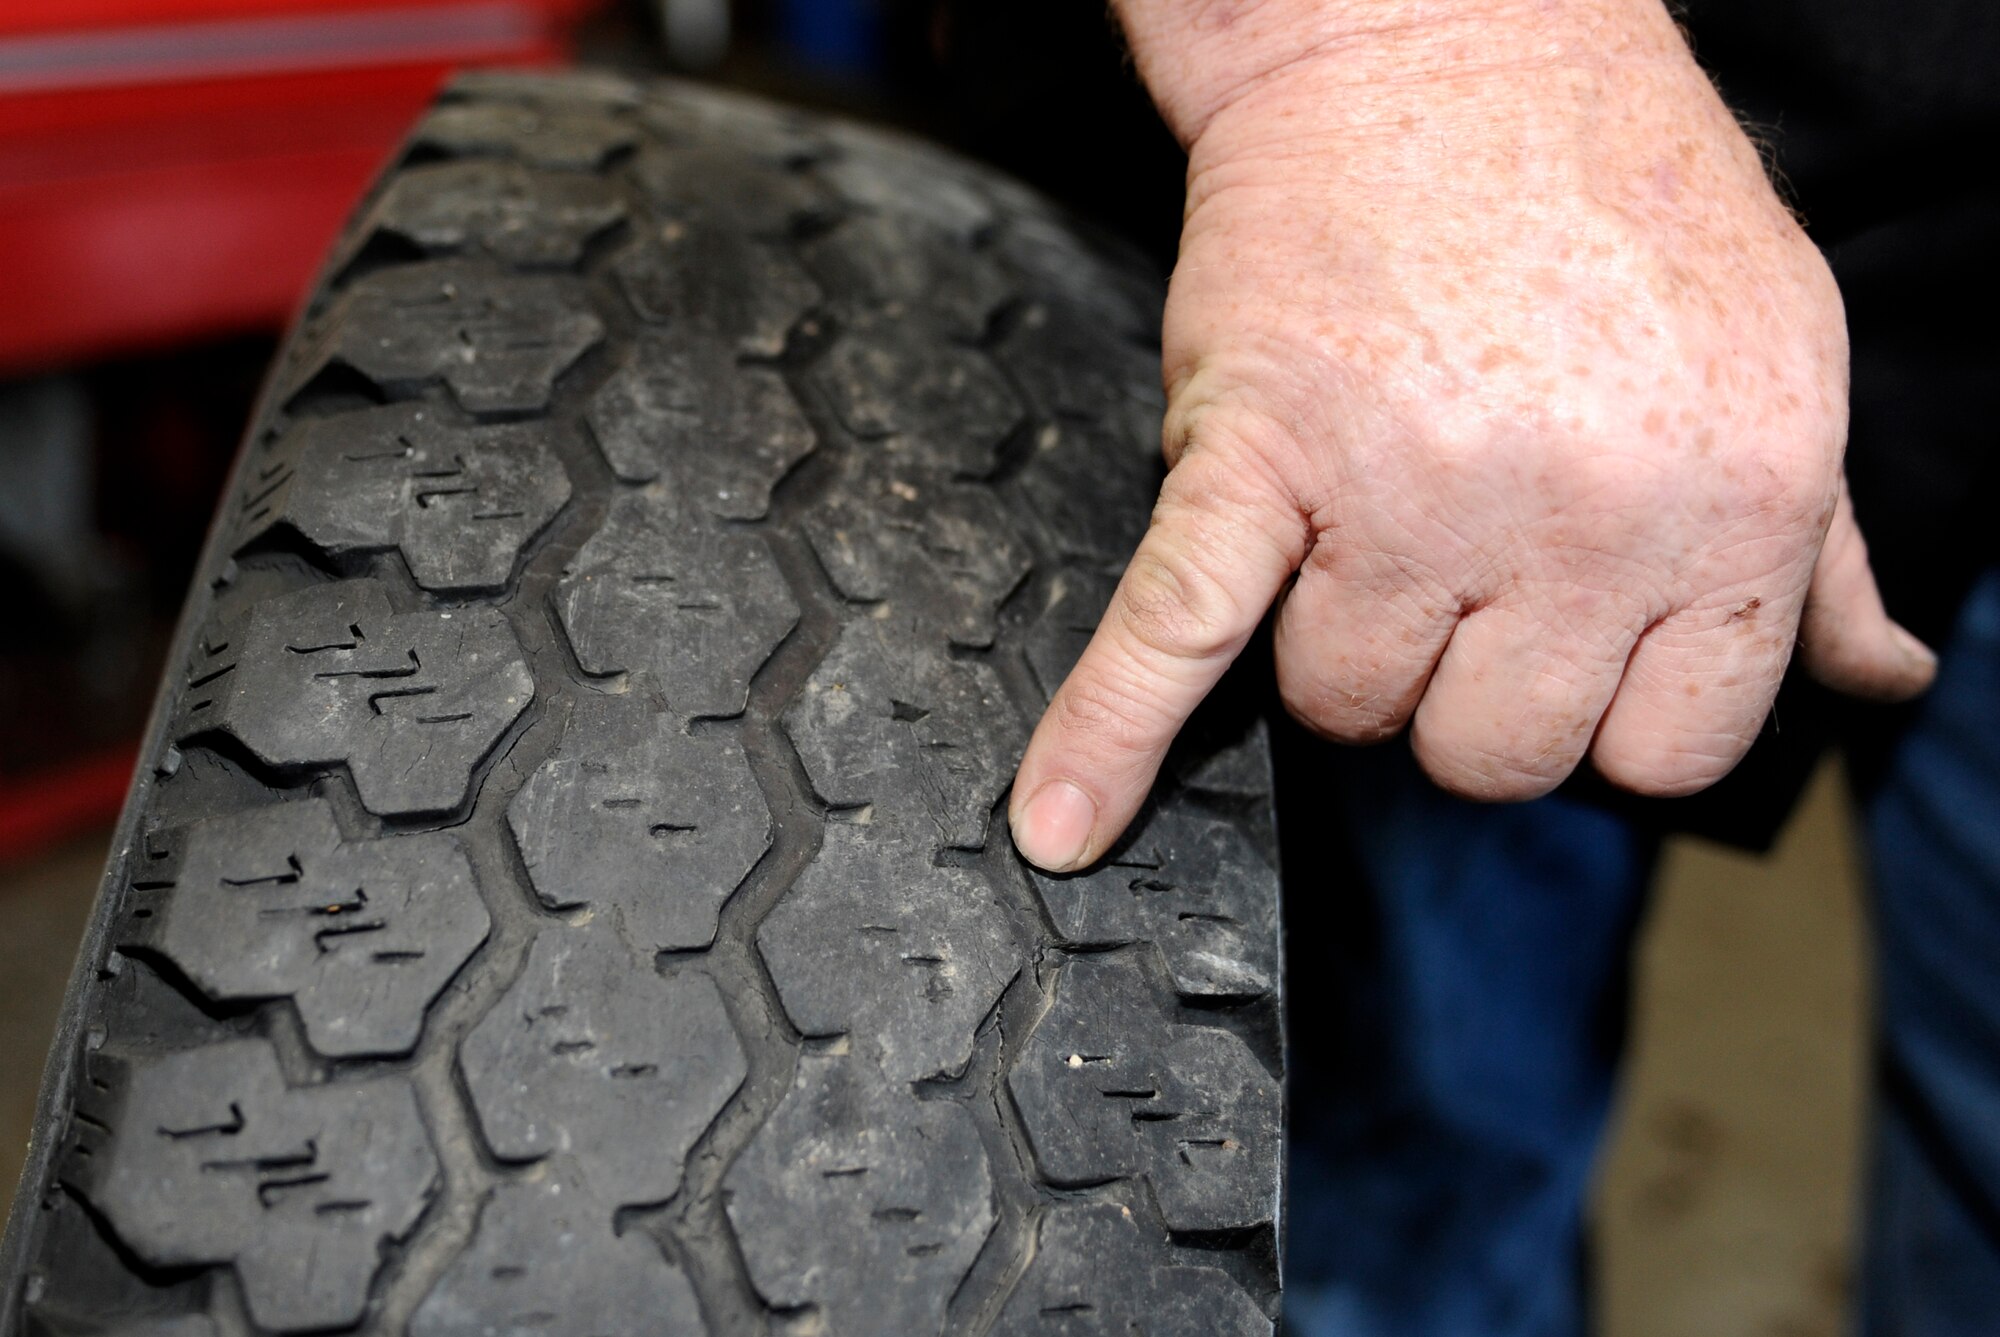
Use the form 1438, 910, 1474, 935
1005, 0, 1938, 874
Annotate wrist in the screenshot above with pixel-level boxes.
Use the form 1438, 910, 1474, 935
1113, 0, 1692, 148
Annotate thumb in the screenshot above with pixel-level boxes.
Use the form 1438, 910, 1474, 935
1010, 448, 1304, 871
1798, 475, 1936, 702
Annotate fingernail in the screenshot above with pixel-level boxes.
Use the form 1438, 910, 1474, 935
1014, 780, 1097, 872
1890, 623, 1938, 671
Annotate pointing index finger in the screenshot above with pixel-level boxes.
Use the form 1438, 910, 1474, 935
1009, 450, 1305, 871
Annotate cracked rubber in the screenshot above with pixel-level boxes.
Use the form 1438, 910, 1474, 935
1, 73, 1284, 1336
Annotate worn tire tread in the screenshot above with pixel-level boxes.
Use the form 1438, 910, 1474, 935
2, 72, 1283, 1337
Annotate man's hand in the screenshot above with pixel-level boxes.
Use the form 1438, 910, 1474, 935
1009, 0, 1935, 872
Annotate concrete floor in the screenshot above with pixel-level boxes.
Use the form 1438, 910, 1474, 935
0, 764, 1869, 1332
1597, 759, 1867, 1337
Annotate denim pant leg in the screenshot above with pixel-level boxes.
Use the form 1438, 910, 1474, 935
1860, 567, 2000, 1335
1284, 742, 1655, 1337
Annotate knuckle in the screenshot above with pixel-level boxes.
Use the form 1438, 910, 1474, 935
1731, 448, 1839, 528
1409, 723, 1577, 803
1275, 654, 1412, 746
1592, 730, 1746, 798
1162, 357, 1306, 470
1282, 686, 1407, 747
1116, 541, 1249, 665
1046, 672, 1173, 766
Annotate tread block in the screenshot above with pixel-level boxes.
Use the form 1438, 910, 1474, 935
1171, 714, 1274, 798
357, 158, 627, 268
992, 1205, 1271, 1337
802, 454, 1031, 648
91, 1317, 220, 1337
995, 213, 1161, 344
814, 315, 1023, 476
411, 1161, 706, 1337
1022, 565, 1119, 700
821, 129, 996, 242
143, 797, 490, 1058
586, 331, 814, 516
994, 298, 1162, 432
725, 1048, 994, 1337
1014, 423, 1155, 565
801, 211, 1013, 339
630, 146, 832, 238
300, 262, 603, 415
553, 493, 797, 717
508, 702, 771, 952
445, 69, 643, 112
17, 1170, 217, 1333
459, 926, 746, 1206
612, 221, 821, 358
70, 1039, 437, 1333
637, 82, 825, 164
186, 581, 532, 817
783, 619, 1022, 849
413, 101, 637, 170
1006, 954, 1279, 1233
757, 821, 1018, 1082
1029, 809, 1278, 1003
243, 403, 571, 594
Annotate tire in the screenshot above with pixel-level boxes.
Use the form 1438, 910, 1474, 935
1, 73, 1284, 1336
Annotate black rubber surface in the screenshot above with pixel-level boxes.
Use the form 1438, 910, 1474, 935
1, 72, 1284, 1336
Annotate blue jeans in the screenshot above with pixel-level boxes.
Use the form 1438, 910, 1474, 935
1285, 567, 2000, 1336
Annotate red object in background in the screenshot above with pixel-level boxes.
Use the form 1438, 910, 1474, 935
0, 1, 604, 861
0, 748, 136, 866
0, 0, 604, 373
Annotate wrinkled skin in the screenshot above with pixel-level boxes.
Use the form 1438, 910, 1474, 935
1010, 0, 1934, 873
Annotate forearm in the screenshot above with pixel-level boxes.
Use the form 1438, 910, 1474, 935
1109, 0, 1699, 148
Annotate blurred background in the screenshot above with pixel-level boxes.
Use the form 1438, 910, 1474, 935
0, 3, 1868, 1333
